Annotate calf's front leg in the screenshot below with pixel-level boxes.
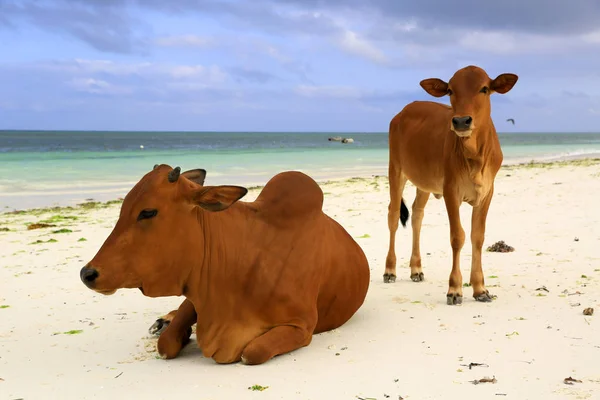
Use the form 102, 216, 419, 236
241, 325, 312, 365
156, 299, 197, 359
470, 187, 495, 302
444, 192, 465, 305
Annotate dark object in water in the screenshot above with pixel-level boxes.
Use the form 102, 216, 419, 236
486, 240, 514, 253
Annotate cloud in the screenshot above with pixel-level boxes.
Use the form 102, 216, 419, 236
294, 85, 362, 99
0, 0, 146, 54
67, 78, 133, 95
227, 67, 280, 84
26, 59, 229, 84
2, 0, 600, 132
272, 0, 600, 36
155, 35, 215, 48
336, 29, 388, 65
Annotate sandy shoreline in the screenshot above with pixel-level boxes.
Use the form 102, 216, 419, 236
1, 158, 599, 399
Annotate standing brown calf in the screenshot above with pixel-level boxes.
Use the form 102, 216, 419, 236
383, 65, 518, 305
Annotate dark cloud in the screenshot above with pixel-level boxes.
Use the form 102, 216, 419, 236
228, 67, 280, 84
0, 0, 144, 54
5, 0, 600, 58
272, 0, 600, 35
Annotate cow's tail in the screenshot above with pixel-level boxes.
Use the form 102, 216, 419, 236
400, 198, 409, 227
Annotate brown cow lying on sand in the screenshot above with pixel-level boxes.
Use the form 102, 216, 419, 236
80, 165, 370, 365
384, 65, 518, 305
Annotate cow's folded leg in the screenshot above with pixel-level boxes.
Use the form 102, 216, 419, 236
149, 309, 179, 336
156, 299, 197, 360
241, 325, 312, 365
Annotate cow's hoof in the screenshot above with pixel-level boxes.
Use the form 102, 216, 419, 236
156, 327, 192, 360
446, 293, 463, 305
411, 272, 424, 282
474, 291, 495, 302
149, 318, 170, 336
383, 273, 396, 283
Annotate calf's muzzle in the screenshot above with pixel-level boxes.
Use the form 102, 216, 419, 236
452, 116, 472, 131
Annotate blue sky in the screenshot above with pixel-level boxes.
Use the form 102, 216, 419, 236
1, 0, 600, 132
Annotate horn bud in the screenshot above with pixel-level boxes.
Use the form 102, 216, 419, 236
168, 167, 181, 183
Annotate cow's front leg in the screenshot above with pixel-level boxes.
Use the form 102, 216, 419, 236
470, 186, 495, 302
444, 191, 465, 305
156, 299, 197, 359
149, 309, 179, 336
241, 325, 312, 365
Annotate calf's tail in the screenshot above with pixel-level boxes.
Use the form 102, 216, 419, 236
400, 198, 409, 227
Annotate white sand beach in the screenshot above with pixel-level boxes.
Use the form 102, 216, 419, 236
1, 159, 599, 400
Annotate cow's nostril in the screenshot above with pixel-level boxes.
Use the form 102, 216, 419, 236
80, 266, 99, 286
465, 117, 473, 126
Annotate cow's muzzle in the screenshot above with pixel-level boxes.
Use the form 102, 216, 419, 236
80, 265, 99, 288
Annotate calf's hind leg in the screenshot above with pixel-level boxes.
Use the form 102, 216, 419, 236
156, 299, 197, 359
384, 162, 408, 283
241, 325, 312, 365
409, 189, 430, 282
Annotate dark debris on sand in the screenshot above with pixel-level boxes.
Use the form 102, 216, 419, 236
486, 241, 515, 253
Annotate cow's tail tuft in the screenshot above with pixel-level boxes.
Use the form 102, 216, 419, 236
400, 199, 409, 227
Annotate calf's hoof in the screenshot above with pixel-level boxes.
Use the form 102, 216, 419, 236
474, 291, 496, 302
410, 272, 424, 282
446, 293, 463, 305
149, 318, 170, 336
383, 273, 396, 283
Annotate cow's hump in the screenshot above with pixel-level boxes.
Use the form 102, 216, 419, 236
254, 171, 324, 223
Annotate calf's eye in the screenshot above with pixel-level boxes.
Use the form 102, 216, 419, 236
137, 209, 158, 221
480, 86, 489, 94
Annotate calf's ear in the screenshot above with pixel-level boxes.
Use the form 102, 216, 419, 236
193, 185, 248, 212
182, 169, 207, 186
420, 78, 449, 97
491, 73, 518, 94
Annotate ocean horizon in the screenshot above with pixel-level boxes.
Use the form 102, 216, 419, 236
2, 130, 600, 211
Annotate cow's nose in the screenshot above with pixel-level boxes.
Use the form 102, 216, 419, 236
80, 265, 99, 287
452, 116, 473, 131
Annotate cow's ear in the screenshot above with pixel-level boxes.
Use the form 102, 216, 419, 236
193, 185, 248, 212
490, 73, 518, 94
182, 169, 207, 186
420, 78, 449, 97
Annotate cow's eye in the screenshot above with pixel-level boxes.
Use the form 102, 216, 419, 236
137, 209, 158, 221
480, 86, 489, 94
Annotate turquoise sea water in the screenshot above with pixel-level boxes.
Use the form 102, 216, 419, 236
1, 130, 600, 210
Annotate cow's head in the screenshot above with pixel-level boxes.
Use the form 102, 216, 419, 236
419, 65, 518, 138
80, 164, 247, 297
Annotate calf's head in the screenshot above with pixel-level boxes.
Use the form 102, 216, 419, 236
420, 65, 518, 137
80, 164, 247, 297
